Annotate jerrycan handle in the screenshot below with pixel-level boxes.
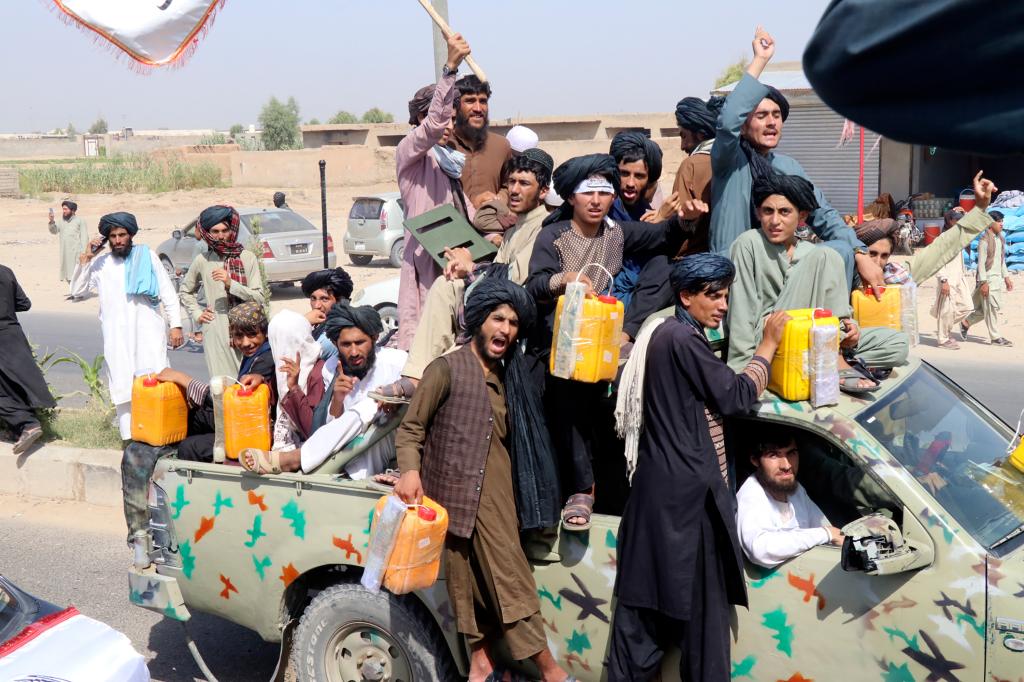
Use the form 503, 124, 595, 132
575, 262, 615, 296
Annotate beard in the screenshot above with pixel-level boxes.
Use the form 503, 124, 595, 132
472, 330, 507, 363
110, 240, 134, 259
341, 345, 376, 379
455, 109, 489, 150
755, 467, 798, 499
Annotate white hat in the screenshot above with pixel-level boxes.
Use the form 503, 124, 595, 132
544, 184, 564, 207
506, 125, 539, 153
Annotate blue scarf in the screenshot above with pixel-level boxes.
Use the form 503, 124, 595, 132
238, 341, 271, 377
124, 244, 160, 304
432, 145, 465, 179
674, 304, 706, 340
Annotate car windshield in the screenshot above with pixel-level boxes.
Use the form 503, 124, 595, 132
349, 199, 383, 220
241, 211, 316, 235
856, 363, 1024, 551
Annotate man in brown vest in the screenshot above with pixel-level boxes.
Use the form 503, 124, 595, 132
394, 277, 567, 682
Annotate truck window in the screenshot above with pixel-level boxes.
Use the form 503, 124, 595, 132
729, 419, 902, 529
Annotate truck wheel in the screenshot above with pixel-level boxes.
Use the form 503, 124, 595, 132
349, 254, 373, 266
292, 583, 455, 682
388, 240, 405, 268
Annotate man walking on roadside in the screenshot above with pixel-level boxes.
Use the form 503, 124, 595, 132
962, 210, 1014, 346
48, 199, 88, 285
71, 212, 183, 439
0, 264, 55, 454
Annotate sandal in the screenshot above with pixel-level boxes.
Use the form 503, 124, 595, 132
239, 448, 282, 475
561, 493, 595, 532
938, 339, 960, 350
369, 377, 417, 405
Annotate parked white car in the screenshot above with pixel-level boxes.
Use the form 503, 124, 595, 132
351, 276, 400, 334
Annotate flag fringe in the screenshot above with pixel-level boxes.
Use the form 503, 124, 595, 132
43, 0, 227, 72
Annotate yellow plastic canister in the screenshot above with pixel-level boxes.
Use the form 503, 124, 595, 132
550, 293, 624, 383
852, 286, 902, 330
223, 383, 271, 460
768, 308, 840, 401
130, 375, 188, 446
373, 495, 449, 594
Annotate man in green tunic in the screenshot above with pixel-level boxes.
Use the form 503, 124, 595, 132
48, 200, 89, 284
180, 205, 266, 379
727, 174, 908, 391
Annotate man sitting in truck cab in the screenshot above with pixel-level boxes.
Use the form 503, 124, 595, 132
239, 303, 407, 479
736, 427, 844, 568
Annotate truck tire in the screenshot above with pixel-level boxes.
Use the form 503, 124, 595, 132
349, 254, 373, 266
388, 240, 405, 269
291, 582, 456, 682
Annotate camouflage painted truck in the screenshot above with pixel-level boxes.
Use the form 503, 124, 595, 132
129, 356, 1024, 681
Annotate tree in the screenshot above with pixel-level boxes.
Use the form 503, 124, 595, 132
328, 110, 358, 124
307, 117, 321, 125
89, 117, 108, 134
229, 123, 244, 137
66, 122, 77, 139
258, 96, 301, 151
714, 57, 749, 89
361, 107, 394, 124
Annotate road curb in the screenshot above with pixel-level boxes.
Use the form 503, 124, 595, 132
0, 441, 122, 508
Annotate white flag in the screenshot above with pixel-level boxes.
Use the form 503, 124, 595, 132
52, 0, 224, 67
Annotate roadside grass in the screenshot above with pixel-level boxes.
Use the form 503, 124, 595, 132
18, 153, 225, 196
42, 400, 123, 450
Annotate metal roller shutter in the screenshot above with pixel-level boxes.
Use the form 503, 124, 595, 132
775, 104, 881, 216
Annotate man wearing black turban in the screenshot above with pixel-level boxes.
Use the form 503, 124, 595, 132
272, 191, 289, 209
528, 152, 691, 530
179, 204, 266, 380
609, 252, 788, 682
70, 212, 183, 442
393, 277, 568, 682
48, 198, 88, 282
728, 172, 909, 393
238, 301, 409, 478
710, 27, 886, 296
608, 131, 663, 222
300, 267, 354, 358
667, 95, 725, 255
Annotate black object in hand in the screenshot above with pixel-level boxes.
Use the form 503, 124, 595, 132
90, 237, 108, 254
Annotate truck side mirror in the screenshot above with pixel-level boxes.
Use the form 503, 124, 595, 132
172, 229, 183, 240
840, 513, 934, 576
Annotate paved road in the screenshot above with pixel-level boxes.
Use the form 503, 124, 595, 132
19, 311, 209, 408
0, 497, 281, 682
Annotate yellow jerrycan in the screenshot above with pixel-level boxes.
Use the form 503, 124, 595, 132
768, 308, 840, 401
223, 383, 271, 460
373, 495, 449, 594
131, 374, 188, 446
852, 286, 902, 330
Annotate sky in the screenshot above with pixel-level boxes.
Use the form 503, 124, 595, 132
2, 0, 830, 133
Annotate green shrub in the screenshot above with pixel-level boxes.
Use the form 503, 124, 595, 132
18, 153, 224, 195
198, 132, 229, 145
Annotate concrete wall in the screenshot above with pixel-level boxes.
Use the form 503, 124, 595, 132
0, 133, 217, 159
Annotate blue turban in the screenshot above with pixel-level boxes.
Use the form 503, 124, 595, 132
609, 131, 663, 184
670, 253, 736, 295
98, 212, 139, 237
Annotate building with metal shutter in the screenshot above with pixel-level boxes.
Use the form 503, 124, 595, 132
714, 63, 881, 216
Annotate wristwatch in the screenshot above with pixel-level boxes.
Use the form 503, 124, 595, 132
442, 64, 457, 78
854, 246, 869, 257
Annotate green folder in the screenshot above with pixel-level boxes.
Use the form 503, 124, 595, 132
403, 204, 497, 268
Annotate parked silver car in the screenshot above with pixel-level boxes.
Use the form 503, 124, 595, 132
344, 192, 405, 267
156, 207, 337, 284
351, 275, 400, 334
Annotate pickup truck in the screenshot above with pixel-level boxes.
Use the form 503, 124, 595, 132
129, 356, 1024, 681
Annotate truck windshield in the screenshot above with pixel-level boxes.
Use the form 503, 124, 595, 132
856, 363, 1024, 552
0, 581, 26, 645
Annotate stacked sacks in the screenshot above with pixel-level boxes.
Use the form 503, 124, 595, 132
964, 207, 1024, 272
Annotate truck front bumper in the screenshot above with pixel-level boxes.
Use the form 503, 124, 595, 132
128, 567, 191, 622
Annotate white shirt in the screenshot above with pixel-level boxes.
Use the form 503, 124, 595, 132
322, 346, 406, 428
70, 248, 181, 405
736, 474, 832, 568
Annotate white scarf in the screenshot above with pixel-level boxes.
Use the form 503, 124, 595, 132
614, 316, 667, 482
432, 145, 466, 179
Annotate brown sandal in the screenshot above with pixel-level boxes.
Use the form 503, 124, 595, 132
369, 377, 417, 405
561, 493, 595, 532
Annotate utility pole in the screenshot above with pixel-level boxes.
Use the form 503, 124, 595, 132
430, 0, 449, 81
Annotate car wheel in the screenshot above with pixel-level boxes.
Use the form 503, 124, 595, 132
349, 254, 373, 266
376, 305, 399, 335
388, 240, 405, 268
291, 582, 455, 682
